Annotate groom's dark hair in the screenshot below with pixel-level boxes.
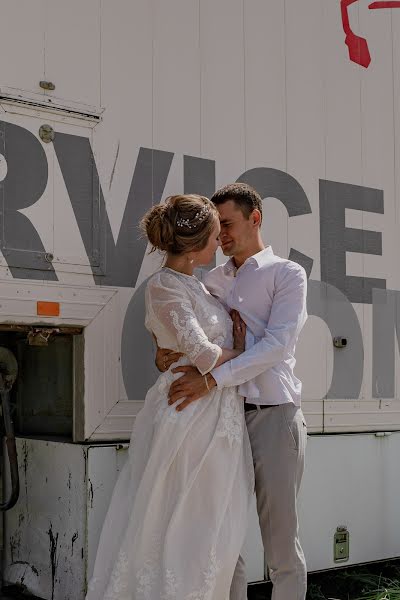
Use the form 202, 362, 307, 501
211, 183, 263, 223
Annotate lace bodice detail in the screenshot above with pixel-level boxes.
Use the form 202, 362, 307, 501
145, 269, 232, 375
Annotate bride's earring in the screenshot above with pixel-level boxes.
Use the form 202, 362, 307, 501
187, 254, 194, 265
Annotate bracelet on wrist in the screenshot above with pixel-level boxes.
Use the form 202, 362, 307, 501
204, 374, 211, 392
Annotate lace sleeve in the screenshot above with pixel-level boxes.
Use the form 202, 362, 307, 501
145, 272, 222, 375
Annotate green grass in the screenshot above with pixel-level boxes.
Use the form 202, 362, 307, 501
354, 582, 400, 600
248, 562, 400, 600
306, 562, 400, 600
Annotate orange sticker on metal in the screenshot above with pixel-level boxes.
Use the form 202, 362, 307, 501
37, 301, 60, 317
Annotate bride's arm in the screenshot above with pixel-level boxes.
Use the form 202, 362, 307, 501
156, 344, 241, 373
147, 273, 243, 376
167, 311, 247, 412
154, 306, 246, 372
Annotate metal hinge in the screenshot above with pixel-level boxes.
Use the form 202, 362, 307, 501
334, 525, 350, 562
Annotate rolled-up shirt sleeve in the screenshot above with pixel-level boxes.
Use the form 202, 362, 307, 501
211, 264, 307, 389
146, 273, 222, 375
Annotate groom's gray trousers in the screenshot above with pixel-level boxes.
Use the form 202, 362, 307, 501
230, 403, 307, 600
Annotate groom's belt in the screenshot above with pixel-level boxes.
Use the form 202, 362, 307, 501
244, 402, 276, 413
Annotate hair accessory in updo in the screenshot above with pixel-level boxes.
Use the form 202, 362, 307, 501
176, 204, 210, 229
140, 194, 217, 255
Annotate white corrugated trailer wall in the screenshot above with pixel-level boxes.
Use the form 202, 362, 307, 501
280, 0, 326, 430
1, 1, 399, 437
0, 2, 400, 595
322, 0, 400, 431
91, 0, 400, 437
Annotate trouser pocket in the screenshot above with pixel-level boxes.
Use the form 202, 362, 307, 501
282, 404, 305, 452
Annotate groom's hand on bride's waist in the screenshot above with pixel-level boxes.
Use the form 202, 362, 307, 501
168, 366, 217, 411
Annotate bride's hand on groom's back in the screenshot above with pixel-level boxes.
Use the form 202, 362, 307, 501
231, 310, 246, 351
153, 335, 183, 372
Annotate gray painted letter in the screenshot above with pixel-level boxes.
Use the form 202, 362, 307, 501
0, 120, 57, 280
237, 167, 314, 276
121, 279, 159, 399
184, 155, 215, 198
319, 179, 385, 303
54, 133, 174, 288
307, 279, 364, 399
372, 288, 400, 398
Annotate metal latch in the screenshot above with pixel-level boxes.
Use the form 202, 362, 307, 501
334, 525, 349, 562
27, 327, 60, 346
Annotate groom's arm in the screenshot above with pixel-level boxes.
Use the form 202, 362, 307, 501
211, 263, 307, 389
168, 263, 307, 409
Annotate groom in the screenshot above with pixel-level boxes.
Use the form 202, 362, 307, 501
158, 183, 308, 600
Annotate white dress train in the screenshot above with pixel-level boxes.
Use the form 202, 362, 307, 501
86, 268, 254, 600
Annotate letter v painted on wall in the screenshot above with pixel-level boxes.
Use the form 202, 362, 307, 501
53, 134, 174, 288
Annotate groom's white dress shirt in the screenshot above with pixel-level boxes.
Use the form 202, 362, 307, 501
204, 246, 308, 407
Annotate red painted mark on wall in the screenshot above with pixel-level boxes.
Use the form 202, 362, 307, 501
341, 0, 371, 67
341, 0, 400, 68
369, 2, 400, 8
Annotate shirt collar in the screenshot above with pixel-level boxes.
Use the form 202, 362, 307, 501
223, 258, 236, 275
223, 246, 274, 275
246, 246, 274, 267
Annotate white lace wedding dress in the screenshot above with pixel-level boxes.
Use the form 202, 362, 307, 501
86, 268, 254, 600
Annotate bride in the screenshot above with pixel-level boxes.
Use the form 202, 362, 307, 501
86, 194, 254, 600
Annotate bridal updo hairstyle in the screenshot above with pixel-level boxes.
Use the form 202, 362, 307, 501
140, 194, 218, 255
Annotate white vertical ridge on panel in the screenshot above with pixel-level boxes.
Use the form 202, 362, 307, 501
9, 112, 54, 259
358, 4, 399, 429
44, 0, 101, 108
284, 0, 325, 429
244, 1, 289, 262
102, 292, 121, 418
152, 0, 200, 157
324, 1, 363, 183
52, 120, 97, 278
323, 1, 364, 431
84, 293, 120, 440
243, 0, 286, 169
391, 9, 400, 406
394, 10, 400, 230
87, 446, 124, 579
285, 0, 324, 275
0, 1, 45, 94
388, 13, 400, 294
84, 308, 107, 438
200, 0, 245, 185
96, 0, 153, 235
92, 0, 158, 440
295, 317, 328, 433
